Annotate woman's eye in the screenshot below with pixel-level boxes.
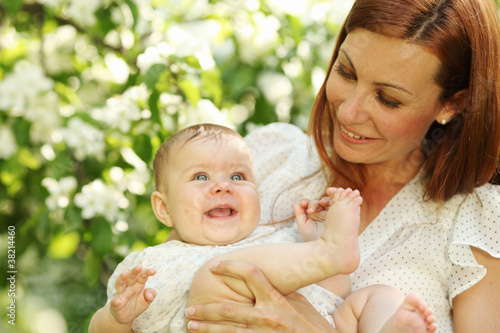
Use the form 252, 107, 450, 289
195, 174, 209, 181
376, 92, 401, 109
334, 65, 356, 81
231, 174, 243, 181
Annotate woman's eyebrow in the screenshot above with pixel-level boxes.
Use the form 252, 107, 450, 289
339, 49, 413, 96
339, 49, 356, 71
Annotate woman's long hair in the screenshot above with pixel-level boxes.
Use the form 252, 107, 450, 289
309, 0, 500, 201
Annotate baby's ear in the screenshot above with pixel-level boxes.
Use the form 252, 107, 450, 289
151, 191, 174, 227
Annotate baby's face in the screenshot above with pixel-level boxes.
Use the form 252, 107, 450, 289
163, 136, 260, 245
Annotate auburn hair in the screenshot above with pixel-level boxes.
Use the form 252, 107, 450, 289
309, 0, 500, 201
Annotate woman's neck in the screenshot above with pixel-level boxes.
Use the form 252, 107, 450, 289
357, 149, 424, 233
364, 149, 424, 187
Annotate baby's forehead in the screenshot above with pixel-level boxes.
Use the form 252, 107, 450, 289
182, 133, 247, 150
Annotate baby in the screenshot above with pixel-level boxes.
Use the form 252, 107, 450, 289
89, 123, 436, 333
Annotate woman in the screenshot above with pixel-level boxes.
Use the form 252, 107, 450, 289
182, 0, 500, 331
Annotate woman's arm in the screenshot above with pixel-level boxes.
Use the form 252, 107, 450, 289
452, 246, 500, 332
185, 260, 335, 332
187, 235, 355, 307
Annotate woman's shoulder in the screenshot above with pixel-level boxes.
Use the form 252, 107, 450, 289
244, 123, 327, 225
449, 182, 499, 220
446, 182, 499, 257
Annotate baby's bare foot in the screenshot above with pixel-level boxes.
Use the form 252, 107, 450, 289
379, 293, 437, 333
322, 187, 362, 273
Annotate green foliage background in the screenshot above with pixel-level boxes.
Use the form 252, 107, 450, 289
0, 1, 499, 332
0, 0, 353, 332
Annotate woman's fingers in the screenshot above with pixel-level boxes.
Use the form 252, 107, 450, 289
185, 302, 291, 332
185, 302, 253, 323
187, 319, 249, 333
209, 261, 284, 303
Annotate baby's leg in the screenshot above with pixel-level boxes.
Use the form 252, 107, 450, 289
332, 285, 436, 333
321, 188, 363, 273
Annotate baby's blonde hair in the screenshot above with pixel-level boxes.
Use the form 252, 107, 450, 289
153, 124, 243, 191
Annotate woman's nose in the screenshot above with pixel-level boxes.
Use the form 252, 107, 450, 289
337, 87, 371, 124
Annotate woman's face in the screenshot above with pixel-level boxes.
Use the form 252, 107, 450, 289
326, 28, 449, 167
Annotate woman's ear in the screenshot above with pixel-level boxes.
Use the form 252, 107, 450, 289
151, 190, 174, 227
436, 89, 468, 124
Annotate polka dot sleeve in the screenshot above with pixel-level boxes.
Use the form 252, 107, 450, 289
448, 183, 500, 303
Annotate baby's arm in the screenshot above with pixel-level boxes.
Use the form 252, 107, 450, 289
89, 266, 156, 333
188, 188, 361, 307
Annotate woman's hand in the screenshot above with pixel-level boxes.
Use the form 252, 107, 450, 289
184, 260, 335, 332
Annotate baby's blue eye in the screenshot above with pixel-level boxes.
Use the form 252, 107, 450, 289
195, 174, 209, 181
231, 174, 243, 181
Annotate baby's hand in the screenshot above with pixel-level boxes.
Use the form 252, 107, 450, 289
294, 195, 330, 241
110, 266, 156, 325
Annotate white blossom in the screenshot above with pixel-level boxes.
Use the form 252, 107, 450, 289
91, 85, 146, 132
0, 61, 53, 113
0, 126, 17, 159
183, 99, 234, 129
137, 45, 168, 73
257, 72, 293, 104
234, 12, 281, 64
104, 53, 130, 84
166, 21, 220, 70
42, 25, 77, 74
109, 166, 150, 196
42, 176, 77, 210
65, 0, 101, 27
74, 179, 129, 221
60, 118, 105, 161
24, 91, 62, 145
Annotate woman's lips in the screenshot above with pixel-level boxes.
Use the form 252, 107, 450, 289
340, 124, 367, 139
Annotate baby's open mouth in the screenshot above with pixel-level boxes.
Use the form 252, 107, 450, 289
206, 208, 236, 218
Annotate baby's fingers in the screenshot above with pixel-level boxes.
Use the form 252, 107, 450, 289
299, 199, 310, 209
294, 204, 307, 225
143, 288, 156, 303
115, 266, 156, 294
307, 199, 329, 214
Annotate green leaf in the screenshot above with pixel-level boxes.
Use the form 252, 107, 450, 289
144, 64, 167, 90
0, 157, 26, 196
184, 55, 201, 69
12, 118, 31, 147
133, 134, 153, 163
123, 0, 139, 29
1, 0, 24, 17
18, 148, 42, 170
201, 69, 222, 106
90, 220, 114, 255
48, 232, 80, 259
179, 79, 200, 106
83, 249, 102, 287
148, 89, 161, 123
94, 7, 116, 35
